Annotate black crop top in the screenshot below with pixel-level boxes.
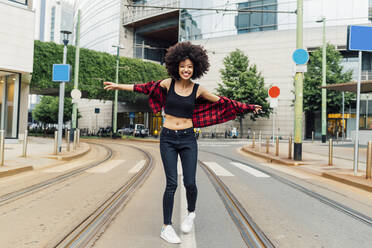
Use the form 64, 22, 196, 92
164, 79, 199, 119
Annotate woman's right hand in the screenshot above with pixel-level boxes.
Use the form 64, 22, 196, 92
103, 81, 120, 91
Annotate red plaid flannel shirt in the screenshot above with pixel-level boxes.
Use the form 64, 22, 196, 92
133, 80, 256, 128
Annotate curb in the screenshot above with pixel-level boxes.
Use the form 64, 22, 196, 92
241, 146, 372, 193
123, 137, 160, 143
0, 166, 33, 178
45, 142, 91, 161
241, 146, 306, 166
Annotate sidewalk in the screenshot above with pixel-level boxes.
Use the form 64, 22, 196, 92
241, 140, 372, 193
0, 136, 90, 178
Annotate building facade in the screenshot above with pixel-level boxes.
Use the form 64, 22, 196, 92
0, 0, 35, 139
73, 0, 372, 138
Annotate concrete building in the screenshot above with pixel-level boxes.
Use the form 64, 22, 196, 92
0, 0, 35, 140
74, 0, 372, 138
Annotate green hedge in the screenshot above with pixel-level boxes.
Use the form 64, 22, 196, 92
31, 40, 168, 102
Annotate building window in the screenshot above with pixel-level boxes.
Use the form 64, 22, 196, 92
50, 6, 56, 42
235, 0, 277, 34
0, 72, 20, 139
8, 0, 27, 5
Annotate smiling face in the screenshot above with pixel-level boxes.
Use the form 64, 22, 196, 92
178, 58, 194, 80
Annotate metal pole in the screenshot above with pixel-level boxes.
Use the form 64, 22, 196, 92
57, 43, 68, 153
114, 47, 119, 135
321, 17, 327, 143
329, 138, 333, 165
73, 130, 77, 151
294, 0, 304, 161
142, 40, 145, 59
353, 51, 362, 175
252, 132, 255, 148
77, 129, 80, 145
272, 110, 275, 143
342, 91, 345, 140
22, 130, 28, 157
54, 131, 58, 155
288, 136, 292, 159
366, 95, 369, 129
266, 137, 270, 154
72, 10, 81, 132
312, 131, 314, 143
366, 141, 372, 179
67, 130, 70, 152
0, 130, 4, 166
276, 136, 279, 156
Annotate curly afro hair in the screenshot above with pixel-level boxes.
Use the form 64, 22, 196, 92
164, 42, 210, 80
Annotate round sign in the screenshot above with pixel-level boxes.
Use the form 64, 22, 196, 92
292, 49, 309, 65
71, 89, 82, 99
268, 86, 280, 98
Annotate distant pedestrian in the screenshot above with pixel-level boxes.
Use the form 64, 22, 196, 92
104, 42, 261, 244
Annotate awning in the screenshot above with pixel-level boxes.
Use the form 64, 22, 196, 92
320, 80, 372, 93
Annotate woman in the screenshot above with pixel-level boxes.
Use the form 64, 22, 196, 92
104, 42, 261, 244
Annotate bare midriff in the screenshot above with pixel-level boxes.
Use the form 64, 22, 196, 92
163, 114, 193, 130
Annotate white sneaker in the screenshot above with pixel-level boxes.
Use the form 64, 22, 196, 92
181, 212, 196, 233
160, 225, 181, 244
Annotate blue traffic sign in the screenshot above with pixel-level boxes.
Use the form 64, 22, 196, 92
52, 64, 71, 82
347, 25, 372, 52
292, 49, 309, 65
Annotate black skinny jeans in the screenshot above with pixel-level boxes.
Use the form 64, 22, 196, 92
160, 127, 198, 225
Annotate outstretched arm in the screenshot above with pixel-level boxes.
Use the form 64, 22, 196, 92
198, 85, 262, 114
103, 82, 134, 91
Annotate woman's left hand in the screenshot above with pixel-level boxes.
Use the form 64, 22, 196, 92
253, 105, 262, 114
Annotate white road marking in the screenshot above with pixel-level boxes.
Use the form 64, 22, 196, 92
128, 160, 146, 173
86, 160, 125, 173
203, 162, 234, 177
180, 167, 197, 248
43, 160, 95, 173
230, 162, 270, 178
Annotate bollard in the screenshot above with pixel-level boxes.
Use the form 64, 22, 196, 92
288, 136, 292, 159
312, 131, 314, 143
367, 141, 372, 179
66, 130, 70, 152
329, 139, 333, 166
22, 130, 28, 157
258, 131, 262, 151
276, 136, 279, 156
252, 132, 256, 148
73, 130, 77, 151
336, 132, 339, 143
0, 130, 4, 166
54, 131, 58, 155
77, 129, 80, 145
266, 137, 269, 154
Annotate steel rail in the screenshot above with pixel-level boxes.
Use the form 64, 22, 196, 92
200, 149, 372, 227
0, 143, 113, 206
199, 160, 275, 248
51, 144, 154, 248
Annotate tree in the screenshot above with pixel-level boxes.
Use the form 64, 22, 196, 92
217, 49, 271, 137
303, 44, 354, 137
32, 96, 77, 124
304, 44, 354, 114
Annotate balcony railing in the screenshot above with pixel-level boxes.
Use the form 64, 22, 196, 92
8, 0, 28, 6
123, 0, 179, 25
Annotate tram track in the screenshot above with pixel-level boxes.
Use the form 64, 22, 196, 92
0, 143, 113, 206
200, 149, 372, 228
199, 160, 275, 248
49, 143, 154, 248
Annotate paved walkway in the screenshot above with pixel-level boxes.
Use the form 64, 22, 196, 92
0, 136, 90, 177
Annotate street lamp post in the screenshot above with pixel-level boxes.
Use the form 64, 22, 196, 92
112, 45, 124, 137
317, 17, 327, 143
58, 30, 71, 152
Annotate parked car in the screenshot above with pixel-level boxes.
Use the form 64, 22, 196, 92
134, 124, 149, 137
118, 125, 134, 136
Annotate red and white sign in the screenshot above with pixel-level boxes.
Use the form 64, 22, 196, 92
268, 86, 280, 98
